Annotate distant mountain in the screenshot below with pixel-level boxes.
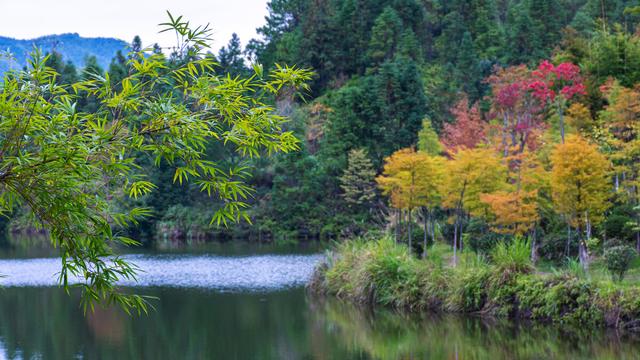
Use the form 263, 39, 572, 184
0, 33, 128, 73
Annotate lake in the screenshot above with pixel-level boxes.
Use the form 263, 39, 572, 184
0, 241, 638, 359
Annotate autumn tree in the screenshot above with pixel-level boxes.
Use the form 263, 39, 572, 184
339, 148, 377, 208
377, 148, 444, 255
487, 65, 545, 156
481, 152, 547, 261
598, 81, 640, 250
529, 60, 586, 143
441, 97, 486, 152
551, 135, 611, 268
442, 148, 507, 264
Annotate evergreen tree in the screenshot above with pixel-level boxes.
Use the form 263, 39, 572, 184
131, 35, 143, 54
367, 7, 403, 64
60, 61, 78, 85
339, 149, 377, 207
108, 50, 128, 89
456, 32, 482, 100
417, 119, 443, 155
218, 33, 247, 76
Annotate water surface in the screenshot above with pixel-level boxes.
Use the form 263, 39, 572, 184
0, 242, 638, 359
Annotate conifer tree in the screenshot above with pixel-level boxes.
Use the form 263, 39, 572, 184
339, 148, 377, 208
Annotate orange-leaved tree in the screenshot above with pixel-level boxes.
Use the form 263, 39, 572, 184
480, 151, 548, 261
598, 81, 640, 251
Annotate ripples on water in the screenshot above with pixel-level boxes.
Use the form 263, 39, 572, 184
0, 254, 324, 290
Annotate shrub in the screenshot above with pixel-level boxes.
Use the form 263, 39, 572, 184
604, 245, 636, 282
465, 218, 510, 254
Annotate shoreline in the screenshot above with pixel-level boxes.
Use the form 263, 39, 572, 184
307, 238, 640, 332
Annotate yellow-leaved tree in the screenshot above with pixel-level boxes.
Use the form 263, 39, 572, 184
376, 148, 444, 256
441, 148, 507, 264
551, 135, 611, 268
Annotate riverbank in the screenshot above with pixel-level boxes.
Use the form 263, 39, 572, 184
308, 238, 640, 331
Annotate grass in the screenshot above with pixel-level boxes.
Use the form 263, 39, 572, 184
310, 237, 640, 331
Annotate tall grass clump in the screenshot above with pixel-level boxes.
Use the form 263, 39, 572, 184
565, 257, 587, 279
491, 237, 533, 274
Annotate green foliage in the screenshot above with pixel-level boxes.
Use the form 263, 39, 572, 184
0, 13, 311, 313
604, 245, 636, 281
339, 149, 377, 207
491, 237, 534, 274
416, 119, 442, 155
565, 257, 588, 279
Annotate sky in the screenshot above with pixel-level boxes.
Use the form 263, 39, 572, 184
0, 0, 270, 52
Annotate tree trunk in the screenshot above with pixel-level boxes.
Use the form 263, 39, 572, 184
459, 212, 465, 252
578, 224, 589, 271
395, 208, 400, 244
565, 223, 572, 257
423, 208, 428, 258
636, 211, 640, 253
453, 215, 458, 266
408, 209, 412, 255
430, 211, 436, 245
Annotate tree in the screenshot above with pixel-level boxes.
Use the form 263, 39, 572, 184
131, 35, 143, 54
377, 148, 443, 255
487, 65, 545, 156
0, 13, 311, 313
107, 50, 128, 89
441, 96, 486, 152
417, 119, 443, 155
339, 148, 377, 208
529, 60, 586, 143
480, 151, 547, 261
455, 32, 482, 100
551, 135, 611, 268
218, 33, 247, 76
441, 148, 507, 264
599, 81, 640, 250
367, 7, 403, 64
604, 245, 636, 282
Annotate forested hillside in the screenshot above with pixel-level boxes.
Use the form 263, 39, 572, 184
4, 1, 640, 257
0, 33, 127, 73
240, 0, 640, 244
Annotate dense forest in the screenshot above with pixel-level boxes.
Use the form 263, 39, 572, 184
243, 0, 640, 261
4, 0, 640, 268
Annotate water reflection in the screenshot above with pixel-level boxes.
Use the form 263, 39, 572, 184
312, 298, 640, 360
0, 287, 639, 359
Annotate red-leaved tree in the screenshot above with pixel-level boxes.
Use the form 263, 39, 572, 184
441, 96, 486, 152
487, 65, 546, 156
529, 60, 586, 143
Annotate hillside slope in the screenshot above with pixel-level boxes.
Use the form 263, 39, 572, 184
0, 33, 127, 72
